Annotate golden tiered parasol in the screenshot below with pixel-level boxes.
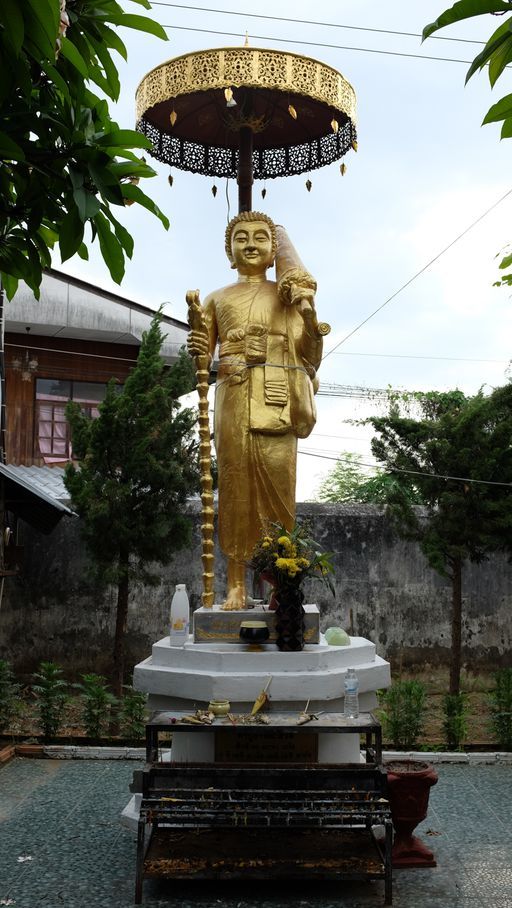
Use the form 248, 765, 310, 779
136, 45, 356, 212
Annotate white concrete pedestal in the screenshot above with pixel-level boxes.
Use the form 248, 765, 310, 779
123, 618, 391, 830
133, 614, 390, 764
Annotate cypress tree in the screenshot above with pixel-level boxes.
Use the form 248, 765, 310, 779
65, 313, 199, 695
368, 385, 512, 694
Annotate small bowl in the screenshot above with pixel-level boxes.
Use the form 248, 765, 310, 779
208, 699, 231, 717
239, 620, 270, 646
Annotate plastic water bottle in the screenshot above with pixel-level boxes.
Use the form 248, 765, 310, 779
344, 668, 359, 718
169, 584, 190, 646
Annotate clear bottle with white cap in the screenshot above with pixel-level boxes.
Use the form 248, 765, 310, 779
344, 668, 360, 718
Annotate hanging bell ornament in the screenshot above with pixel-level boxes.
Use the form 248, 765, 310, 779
340, 163, 347, 176
352, 139, 358, 152
224, 87, 236, 108
331, 118, 339, 133
169, 109, 177, 127
261, 187, 267, 199
288, 104, 297, 120
306, 179, 312, 192
168, 172, 174, 187
211, 184, 218, 197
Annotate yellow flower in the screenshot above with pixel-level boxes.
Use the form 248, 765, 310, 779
275, 557, 289, 571
262, 541, 270, 549
298, 558, 310, 569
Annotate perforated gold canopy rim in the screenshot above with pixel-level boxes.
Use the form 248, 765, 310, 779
135, 46, 357, 183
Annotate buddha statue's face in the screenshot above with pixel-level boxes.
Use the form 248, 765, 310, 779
230, 220, 274, 276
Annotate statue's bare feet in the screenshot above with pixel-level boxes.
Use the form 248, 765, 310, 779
220, 585, 246, 611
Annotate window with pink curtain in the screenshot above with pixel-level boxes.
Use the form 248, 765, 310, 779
35, 379, 110, 464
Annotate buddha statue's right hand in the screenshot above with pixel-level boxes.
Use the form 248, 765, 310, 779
187, 329, 210, 358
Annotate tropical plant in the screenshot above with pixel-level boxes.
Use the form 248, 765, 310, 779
32, 661, 68, 740
489, 668, 512, 750
442, 692, 468, 751
119, 686, 147, 741
0, 659, 21, 732
316, 451, 422, 504
75, 673, 117, 739
64, 312, 200, 695
251, 520, 335, 596
423, 1, 512, 286
367, 384, 512, 695
378, 680, 427, 749
0, 0, 169, 299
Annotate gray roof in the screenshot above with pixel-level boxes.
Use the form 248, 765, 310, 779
0, 465, 73, 534
6, 269, 189, 364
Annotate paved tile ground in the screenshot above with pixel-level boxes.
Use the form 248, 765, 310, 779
1, 758, 511, 908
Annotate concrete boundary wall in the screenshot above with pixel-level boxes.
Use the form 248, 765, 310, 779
1, 502, 510, 676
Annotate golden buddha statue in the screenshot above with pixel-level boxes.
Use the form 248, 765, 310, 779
187, 211, 328, 610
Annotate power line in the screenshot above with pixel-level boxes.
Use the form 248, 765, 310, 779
332, 351, 510, 364
323, 187, 512, 359
298, 449, 512, 488
154, 2, 485, 46
160, 24, 474, 64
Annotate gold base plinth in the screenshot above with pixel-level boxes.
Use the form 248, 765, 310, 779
193, 604, 320, 645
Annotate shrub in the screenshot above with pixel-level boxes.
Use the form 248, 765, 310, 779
0, 659, 21, 732
489, 668, 512, 750
120, 687, 147, 742
32, 662, 68, 740
379, 680, 427, 749
443, 692, 468, 751
75, 674, 117, 739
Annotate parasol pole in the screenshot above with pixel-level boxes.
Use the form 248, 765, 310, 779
238, 124, 253, 213
186, 290, 215, 608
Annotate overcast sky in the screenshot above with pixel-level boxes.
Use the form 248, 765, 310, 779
58, 1, 512, 498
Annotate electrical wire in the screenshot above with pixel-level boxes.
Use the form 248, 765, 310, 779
297, 449, 512, 487
323, 187, 512, 359
154, 2, 486, 46
159, 24, 475, 64
332, 351, 510, 364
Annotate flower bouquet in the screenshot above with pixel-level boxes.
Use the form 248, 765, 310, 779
251, 522, 334, 651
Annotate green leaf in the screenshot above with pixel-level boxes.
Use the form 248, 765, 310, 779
31, 230, 52, 269
86, 33, 121, 100
96, 129, 152, 149
59, 206, 85, 262
0, 272, 19, 301
59, 35, 90, 77
93, 211, 125, 284
489, 33, 512, 86
88, 160, 124, 205
24, 0, 60, 58
0, 0, 25, 54
0, 132, 25, 161
96, 23, 128, 61
500, 117, 512, 137
423, 1, 511, 41
73, 186, 101, 221
110, 160, 156, 179
464, 19, 512, 83
121, 183, 170, 229
101, 205, 134, 258
39, 58, 71, 98
499, 251, 512, 269
76, 242, 89, 261
482, 92, 512, 123
109, 13, 168, 40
